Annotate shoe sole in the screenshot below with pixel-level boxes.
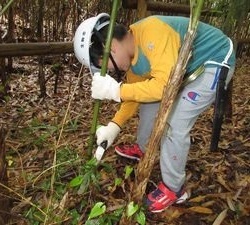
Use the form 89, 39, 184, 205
150, 191, 190, 213
176, 191, 189, 204
115, 149, 140, 161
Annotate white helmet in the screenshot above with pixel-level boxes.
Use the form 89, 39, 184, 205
73, 13, 110, 75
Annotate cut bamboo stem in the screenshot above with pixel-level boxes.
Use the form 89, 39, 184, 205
119, 0, 204, 223
133, 0, 205, 205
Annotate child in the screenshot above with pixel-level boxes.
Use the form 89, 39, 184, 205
74, 13, 236, 213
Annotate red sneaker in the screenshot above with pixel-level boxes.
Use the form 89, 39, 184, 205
146, 182, 189, 213
115, 144, 144, 160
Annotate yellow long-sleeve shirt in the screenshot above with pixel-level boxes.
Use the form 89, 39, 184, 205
112, 15, 235, 127
112, 16, 181, 127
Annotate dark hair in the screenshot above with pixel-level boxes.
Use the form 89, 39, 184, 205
90, 24, 127, 68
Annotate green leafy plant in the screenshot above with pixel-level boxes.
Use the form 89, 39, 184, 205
126, 201, 146, 225
124, 165, 133, 179
69, 209, 81, 225
67, 116, 80, 131
85, 202, 123, 225
69, 158, 100, 194
88, 202, 107, 220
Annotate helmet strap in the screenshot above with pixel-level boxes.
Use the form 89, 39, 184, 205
93, 28, 123, 82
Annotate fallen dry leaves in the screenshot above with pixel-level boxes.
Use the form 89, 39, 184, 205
0, 55, 249, 224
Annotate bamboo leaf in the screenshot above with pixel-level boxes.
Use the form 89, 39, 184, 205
88, 202, 106, 220
226, 196, 236, 211
212, 209, 228, 225
189, 195, 206, 203
127, 201, 139, 217
136, 211, 146, 225
188, 206, 213, 214
69, 175, 84, 187
217, 174, 232, 191
124, 165, 134, 179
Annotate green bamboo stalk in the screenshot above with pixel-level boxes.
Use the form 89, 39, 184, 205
87, 0, 121, 157
190, 0, 204, 31
0, 0, 15, 16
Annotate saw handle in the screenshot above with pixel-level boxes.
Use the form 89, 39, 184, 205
100, 140, 108, 149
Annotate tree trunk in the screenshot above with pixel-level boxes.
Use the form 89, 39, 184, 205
37, 0, 46, 97
137, 0, 147, 19
0, 127, 11, 225
0, 33, 9, 102
122, 0, 217, 16
7, 4, 14, 72
0, 42, 73, 57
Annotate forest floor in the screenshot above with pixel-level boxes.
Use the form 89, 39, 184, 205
0, 55, 249, 225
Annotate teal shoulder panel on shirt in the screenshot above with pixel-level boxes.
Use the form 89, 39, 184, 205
149, 16, 236, 71
131, 47, 150, 75
154, 16, 189, 42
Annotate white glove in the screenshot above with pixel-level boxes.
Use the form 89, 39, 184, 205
91, 72, 121, 102
96, 122, 121, 149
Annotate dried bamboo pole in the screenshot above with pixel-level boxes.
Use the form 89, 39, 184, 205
133, 0, 205, 205
137, 0, 148, 19
119, 0, 204, 224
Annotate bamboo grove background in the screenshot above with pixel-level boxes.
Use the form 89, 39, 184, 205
0, 0, 249, 224
0, 0, 249, 54
1, 0, 249, 99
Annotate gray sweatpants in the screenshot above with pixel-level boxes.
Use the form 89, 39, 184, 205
136, 66, 235, 192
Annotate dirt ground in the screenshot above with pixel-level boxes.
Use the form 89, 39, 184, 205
0, 55, 249, 225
